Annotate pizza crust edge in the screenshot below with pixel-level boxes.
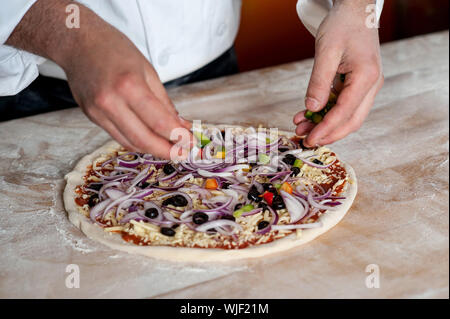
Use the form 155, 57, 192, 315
63, 126, 357, 262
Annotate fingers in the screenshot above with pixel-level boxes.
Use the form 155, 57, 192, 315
319, 76, 383, 145
97, 118, 140, 152
113, 74, 194, 150
295, 121, 316, 137
94, 92, 180, 159
305, 45, 342, 112
293, 110, 306, 126
303, 66, 380, 148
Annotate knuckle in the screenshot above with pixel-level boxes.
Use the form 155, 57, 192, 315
152, 118, 167, 134
114, 73, 139, 93
93, 90, 113, 110
365, 65, 381, 83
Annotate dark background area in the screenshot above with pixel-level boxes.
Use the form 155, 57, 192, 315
235, 0, 449, 72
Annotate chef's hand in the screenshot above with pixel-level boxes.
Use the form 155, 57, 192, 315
293, 0, 384, 147
6, 0, 192, 159
65, 20, 193, 159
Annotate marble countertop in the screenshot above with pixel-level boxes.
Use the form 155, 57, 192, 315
0, 31, 448, 298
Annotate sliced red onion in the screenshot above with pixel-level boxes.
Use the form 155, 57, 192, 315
102, 172, 134, 182
119, 211, 172, 226
300, 207, 319, 223
307, 191, 338, 211
179, 186, 211, 199
235, 170, 249, 183
98, 181, 122, 200
197, 169, 233, 177
180, 209, 195, 221
313, 189, 332, 200
280, 190, 306, 223
115, 198, 144, 218
114, 166, 140, 174
127, 167, 152, 191
292, 191, 307, 201
221, 189, 239, 207
104, 188, 126, 200
241, 208, 263, 217
216, 164, 250, 173
158, 170, 177, 182
195, 219, 243, 233
252, 181, 264, 193
141, 159, 169, 165
102, 188, 136, 218
271, 222, 323, 230
202, 195, 230, 206
280, 149, 303, 156
229, 184, 249, 194
133, 188, 161, 199
118, 212, 146, 224
173, 173, 193, 186
89, 198, 113, 222
162, 211, 182, 223
194, 197, 233, 213
117, 158, 141, 168
300, 157, 336, 169
269, 171, 290, 182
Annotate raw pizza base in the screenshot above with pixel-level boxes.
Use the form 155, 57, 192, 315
63, 126, 357, 262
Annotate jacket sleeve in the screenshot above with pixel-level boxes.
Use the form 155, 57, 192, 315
296, 0, 384, 37
0, 0, 46, 96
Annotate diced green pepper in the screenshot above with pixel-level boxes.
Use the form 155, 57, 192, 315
193, 131, 211, 147
233, 209, 244, 218
312, 113, 323, 124
258, 153, 270, 165
274, 183, 282, 190
233, 204, 255, 218
305, 110, 314, 119
293, 158, 304, 168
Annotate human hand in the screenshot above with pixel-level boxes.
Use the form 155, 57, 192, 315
60, 13, 192, 159
294, 0, 384, 147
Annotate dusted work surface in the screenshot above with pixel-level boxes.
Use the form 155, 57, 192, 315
0, 32, 448, 298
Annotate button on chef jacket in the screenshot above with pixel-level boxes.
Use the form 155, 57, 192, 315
0, 0, 383, 96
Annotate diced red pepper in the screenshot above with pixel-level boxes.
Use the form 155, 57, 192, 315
263, 191, 274, 206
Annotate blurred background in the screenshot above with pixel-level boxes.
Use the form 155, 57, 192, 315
235, 0, 449, 72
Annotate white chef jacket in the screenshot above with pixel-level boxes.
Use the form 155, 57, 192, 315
0, 0, 383, 97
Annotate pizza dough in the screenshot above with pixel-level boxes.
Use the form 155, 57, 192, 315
63, 126, 357, 262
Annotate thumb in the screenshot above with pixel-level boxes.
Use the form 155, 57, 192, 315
305, 48, 341, 112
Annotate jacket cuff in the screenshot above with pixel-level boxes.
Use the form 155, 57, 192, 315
296, 0, 384, 37
0, 45, 44, 96
0, 0, 37, 44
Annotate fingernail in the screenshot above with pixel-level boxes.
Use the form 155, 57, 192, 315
305, 97, 320, 111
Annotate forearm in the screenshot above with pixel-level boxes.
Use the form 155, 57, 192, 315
5, 0, 106, 69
